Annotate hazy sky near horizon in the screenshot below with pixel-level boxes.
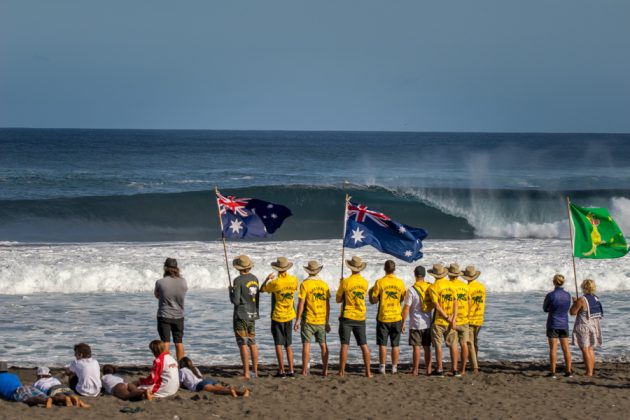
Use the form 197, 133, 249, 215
1, 0, 629, 132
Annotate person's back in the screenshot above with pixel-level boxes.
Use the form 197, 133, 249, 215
468, 279, 486, 327
543, 286, 571, 330
33, 376, 61, 394
429, 277, 457, 327
301, 277, 330, 325
155, 275, 188, 320
142, 352, 179, 398
453, 278, 469, 326
68, 357, 101, 397
0, 372, 21, 400
371, 273, 406, 323
338, 273, 368, 321
262, 271, 298, 322
231, 272, 260, 321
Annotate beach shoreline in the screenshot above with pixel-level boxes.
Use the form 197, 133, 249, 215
2, 361, 629, 419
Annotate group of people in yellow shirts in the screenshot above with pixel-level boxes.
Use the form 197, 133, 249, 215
228, 255, 486, 378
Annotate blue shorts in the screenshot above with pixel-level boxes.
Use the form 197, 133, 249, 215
195, 378, 219, 392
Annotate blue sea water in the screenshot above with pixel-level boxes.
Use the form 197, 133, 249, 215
1, 128, 629, 365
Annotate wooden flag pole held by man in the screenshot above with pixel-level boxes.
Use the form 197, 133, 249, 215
215, 186, 233, 288
340, 194, 351, 279
565, 196, 579, 296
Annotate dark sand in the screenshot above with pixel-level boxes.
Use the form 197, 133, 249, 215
1, 361, 629, 419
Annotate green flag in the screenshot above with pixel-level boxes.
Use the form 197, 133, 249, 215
569, 203, 628, 259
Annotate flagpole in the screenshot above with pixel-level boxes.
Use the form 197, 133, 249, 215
340, 194, 351, 279
565, 196, 579, 297
215, 186, 232, 288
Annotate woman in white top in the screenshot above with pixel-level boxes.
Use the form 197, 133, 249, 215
178, 357, 249, 397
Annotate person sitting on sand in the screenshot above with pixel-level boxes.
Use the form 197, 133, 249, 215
570, 279, 603, 377
294, 260, 331, 376
66, 342, 102, 397
337, 256, 372, 378
34, 366, 90, 408
464, 265, 485, 374
401, 265, 434, 376
543, 274, 573, 379
136, 340, 180, 398
260, 257, 298, 378
229, 255, 260, 379
369, 260, 406, 375
428, 263, 460, 377
154, 257, 188, 361
102, 365, 152, 401
0, 361, 62, 408
178, 357, 250, 397
450, 264, 472, 375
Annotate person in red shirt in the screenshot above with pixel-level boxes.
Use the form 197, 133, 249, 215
135, 340, 180, 398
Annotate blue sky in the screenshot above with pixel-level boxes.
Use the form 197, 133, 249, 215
1, 0, 629, 132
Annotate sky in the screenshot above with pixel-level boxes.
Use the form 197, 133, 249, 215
1, 0, 629, 132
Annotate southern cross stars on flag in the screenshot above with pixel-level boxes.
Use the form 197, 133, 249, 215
343, 201, 428, 262
216, 191, 292, 239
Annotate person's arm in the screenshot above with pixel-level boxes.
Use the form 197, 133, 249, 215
468, 297, 472, 319
325, 293, 331, 333
260, 273, 275, 292
336, 279, 345, 304
229, 279, 241, 305
137, 358, 160, 386
401, 304, 410, 334
570, 296, 584, 316
543, 294, 551, 312
451, 300, 458, 329
154, 282, 160, 299
294, 298, 306, 331
369, 281, 380, 304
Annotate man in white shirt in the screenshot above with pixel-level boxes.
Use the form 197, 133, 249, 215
401, 266, 434, 376
66, 343, 102, 397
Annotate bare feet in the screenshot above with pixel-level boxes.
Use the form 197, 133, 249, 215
77, 399, 91, 409
338, 371, 345, 377
230, 388, 238, 398
46, 398, 53, 409
411, 370, 419, 376
65, 396, 73, 407
145, 389, 153, 401
242, 388, 250, 398
366, 372, 374, 378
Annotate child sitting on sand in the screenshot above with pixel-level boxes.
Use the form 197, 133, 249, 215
178, 357, 250, 397
33, 366, 90, 408
135, 340, 179, 398
102, 365, 153, 401
66, 343, 102, 397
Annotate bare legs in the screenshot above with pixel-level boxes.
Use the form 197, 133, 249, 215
411, 346, 421, 375
274, 344, 294, 374
301, 342, 328, 376
339, 343, 372, 378
548, 337, 572, 375
113, 383, 152, 401
423, 345, 432, 375
202, 384, 250, 398
174, 343, 185, 361
459, 340, 469, 374
580, 346, 595, 376
238, 344, 258, 378
450, 343, 459, 373
412, 345, 432, 376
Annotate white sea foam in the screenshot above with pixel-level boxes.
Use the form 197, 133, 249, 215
2, 239, 629, 295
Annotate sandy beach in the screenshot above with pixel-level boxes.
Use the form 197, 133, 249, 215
1, 361, 629, 420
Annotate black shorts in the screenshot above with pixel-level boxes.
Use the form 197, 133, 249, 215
157, 317, 185, 343
376, 321, 402, 347
271, 320, 293, 346
409, 328, 432, 347
339, 318, 367, 346
547, 328, 569, 338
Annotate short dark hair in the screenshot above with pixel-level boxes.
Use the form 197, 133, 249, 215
102, 364, 117, 375
384, 260, 396, 274
74, 343, 92, 358
414, 265, 426, 278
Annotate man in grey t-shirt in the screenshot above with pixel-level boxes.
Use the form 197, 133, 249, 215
154, 257, 188, 360
229, 255, 259, 379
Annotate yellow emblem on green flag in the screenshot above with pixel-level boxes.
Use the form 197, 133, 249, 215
569, 203, 628, 259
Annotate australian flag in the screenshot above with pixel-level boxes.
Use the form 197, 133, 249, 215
216, 191, 292, 239
343, 201, 427, 262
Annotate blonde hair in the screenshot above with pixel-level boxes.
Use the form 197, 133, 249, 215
552, 274, 565, 287
581, 279, 596, 295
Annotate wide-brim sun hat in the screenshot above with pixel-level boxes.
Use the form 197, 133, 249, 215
303, 260, 323, 275
428, 263, 448, 278
233, 255, 253, 271
447, 263, 463, 277
462, 265, 481, 280
345, 256, 366, 272
271, 257, 293, 271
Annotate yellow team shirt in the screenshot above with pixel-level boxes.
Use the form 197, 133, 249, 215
428, 277, 457, 327
298, 277, 330, 325
370, 274, 406, 323
412, 281, 435, 313
260, 272, 298, 323
336, 273, 368, 321
453, 278, 470, 325
468, 279, 486, 326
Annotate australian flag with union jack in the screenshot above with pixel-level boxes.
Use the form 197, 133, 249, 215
343, 201, 427, 262
216, 191, 292, 239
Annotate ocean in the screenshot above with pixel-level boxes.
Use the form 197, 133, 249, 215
1, 128, 629, 366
